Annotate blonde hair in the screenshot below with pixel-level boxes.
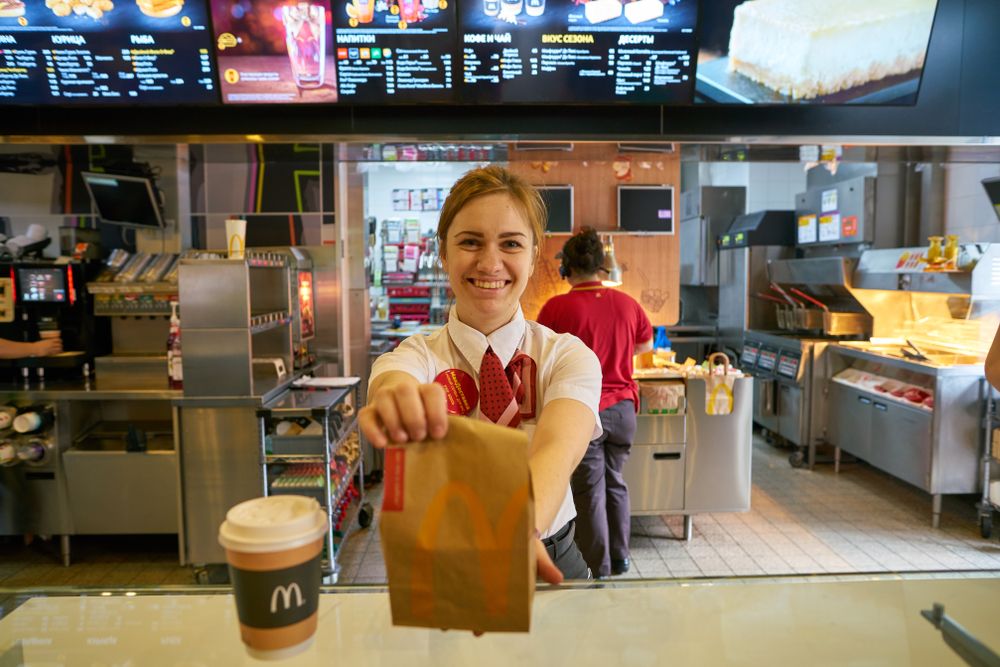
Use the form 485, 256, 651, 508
437, 165, 546, 257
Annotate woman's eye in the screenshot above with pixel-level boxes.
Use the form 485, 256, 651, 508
503, 240, 524, 249
458, 239, 479, 247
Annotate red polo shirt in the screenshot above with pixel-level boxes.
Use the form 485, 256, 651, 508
536, 281, 653, 412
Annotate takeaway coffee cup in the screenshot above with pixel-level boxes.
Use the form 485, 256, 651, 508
218, 495, 328, 660
225, 218, 247, 260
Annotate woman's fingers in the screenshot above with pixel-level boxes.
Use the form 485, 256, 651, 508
394, 382, 435, 442
362, 382, 448, 446
535, 539, 564, 585
357, 405, 388, 449
419, 383, 449, 440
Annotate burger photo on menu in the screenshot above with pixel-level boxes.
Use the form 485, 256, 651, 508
212, 0, 338, 103
137, 0, 185, 18
695, 0, 939, 104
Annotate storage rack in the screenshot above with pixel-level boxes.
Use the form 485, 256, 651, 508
256, 380, 372, 581
978, 378, 1000, 539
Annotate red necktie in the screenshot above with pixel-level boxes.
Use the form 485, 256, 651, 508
479, 346, 521, 428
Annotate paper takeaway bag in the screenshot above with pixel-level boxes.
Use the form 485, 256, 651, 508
380, 415, 535, 633
705, 352, 736, 416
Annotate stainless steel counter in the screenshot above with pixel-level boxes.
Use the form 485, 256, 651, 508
3, 574, 1000, 665
832, 342, 985, 378
0, 381, 182, 401
825, 344, 985, 526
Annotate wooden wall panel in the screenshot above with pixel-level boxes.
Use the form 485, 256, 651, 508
508, 143, 680, 325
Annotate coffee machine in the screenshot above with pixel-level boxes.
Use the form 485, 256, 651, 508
0, 260, 110, 380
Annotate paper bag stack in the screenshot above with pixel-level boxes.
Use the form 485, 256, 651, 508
380, 416, 535, 633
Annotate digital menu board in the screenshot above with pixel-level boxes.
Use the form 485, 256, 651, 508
459, 0, 697, 104
211, 0, 337, 103
0, 0, 217, 103
333, 0, 455, 102
695, 0, 939, 105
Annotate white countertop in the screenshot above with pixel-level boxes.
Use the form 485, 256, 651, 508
3, 574, 1000, 665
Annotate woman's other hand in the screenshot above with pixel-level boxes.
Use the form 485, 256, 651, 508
32, 336, 63, 357
359, 373, 448, 448
535, 538, 564, 585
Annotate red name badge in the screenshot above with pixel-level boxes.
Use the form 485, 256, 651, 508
434, 369, 478, 417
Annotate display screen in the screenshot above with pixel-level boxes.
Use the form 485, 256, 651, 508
538, 185, 573, 233
82, 172, 165, 228
459, 0, 697, 104
984, 177, 1000, 223
334, 0, 456, 102
18, 268, 66, 303
695, 0, 939, 105
212, 0, 337, 103
618, 185, 673, 233
0, 0, 217, 104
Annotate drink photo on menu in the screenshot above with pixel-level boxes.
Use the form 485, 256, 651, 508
211, 0, 338, 104
459, 0, 697, 104
694, 0, 939, 105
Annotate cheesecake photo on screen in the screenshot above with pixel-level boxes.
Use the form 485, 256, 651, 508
695, 0, 939, 104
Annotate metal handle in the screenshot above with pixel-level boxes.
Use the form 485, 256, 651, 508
874, 402, 888, 412
858, 396, 872, 405
653, 452, 681, 461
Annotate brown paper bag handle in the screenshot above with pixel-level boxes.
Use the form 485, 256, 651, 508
707, 352, 731, 376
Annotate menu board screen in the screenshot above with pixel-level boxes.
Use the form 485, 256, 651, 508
333, 0, 455, 102
459, 0, 697, 104
0, 0, 217, 103
695, 0, 939, 105
212, 0, 337, 103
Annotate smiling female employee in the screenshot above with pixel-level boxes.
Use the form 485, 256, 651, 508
359, 165, 602, 583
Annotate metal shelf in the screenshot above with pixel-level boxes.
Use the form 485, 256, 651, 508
263, 413, 358, 463
249, 311, 291, 334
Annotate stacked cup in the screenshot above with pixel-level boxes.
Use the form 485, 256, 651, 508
218, 495, 328, 660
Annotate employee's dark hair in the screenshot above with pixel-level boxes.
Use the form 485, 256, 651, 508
559, 227, 605, 279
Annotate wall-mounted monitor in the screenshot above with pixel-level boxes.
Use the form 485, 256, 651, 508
17, 267, 67, 303
984, 177, 1000, 223
618, 185, 674, 233
211, 0, 337, 104
81, 172, 165, 229
333, 0, 457, 103
695, 0, 939, 105
459, 0, 698, 104
0, 0, 218, 104
538, 185, 573, 234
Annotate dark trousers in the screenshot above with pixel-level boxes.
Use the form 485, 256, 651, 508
571, 399, 636, 578
543, 519, 591, 580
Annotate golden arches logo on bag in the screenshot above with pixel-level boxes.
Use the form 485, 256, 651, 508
410, 480, 530, 620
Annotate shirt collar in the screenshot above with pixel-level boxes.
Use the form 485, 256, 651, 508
571, 281, 605, 290
447, 304, 526, 369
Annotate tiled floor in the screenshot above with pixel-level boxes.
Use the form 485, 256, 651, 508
4, 434, 1000, 588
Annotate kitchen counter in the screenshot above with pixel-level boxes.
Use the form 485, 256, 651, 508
2, 573, 999, 665
832, 342, 984, 378
0, 380, 182, 401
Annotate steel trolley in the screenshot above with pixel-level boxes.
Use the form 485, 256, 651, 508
257, 379, 373, 581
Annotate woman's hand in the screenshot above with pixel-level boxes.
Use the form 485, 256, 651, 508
536, 538, 564, 585
359, 373, 448, 448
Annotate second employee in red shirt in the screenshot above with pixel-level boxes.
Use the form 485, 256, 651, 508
537, 228, 653, 578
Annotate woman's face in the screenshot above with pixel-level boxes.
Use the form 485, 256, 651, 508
441, 192, 536, 335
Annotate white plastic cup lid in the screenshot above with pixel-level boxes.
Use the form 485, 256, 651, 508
218, 495, 327, 554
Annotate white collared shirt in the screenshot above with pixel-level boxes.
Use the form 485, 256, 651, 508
370, 305, 602, 538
